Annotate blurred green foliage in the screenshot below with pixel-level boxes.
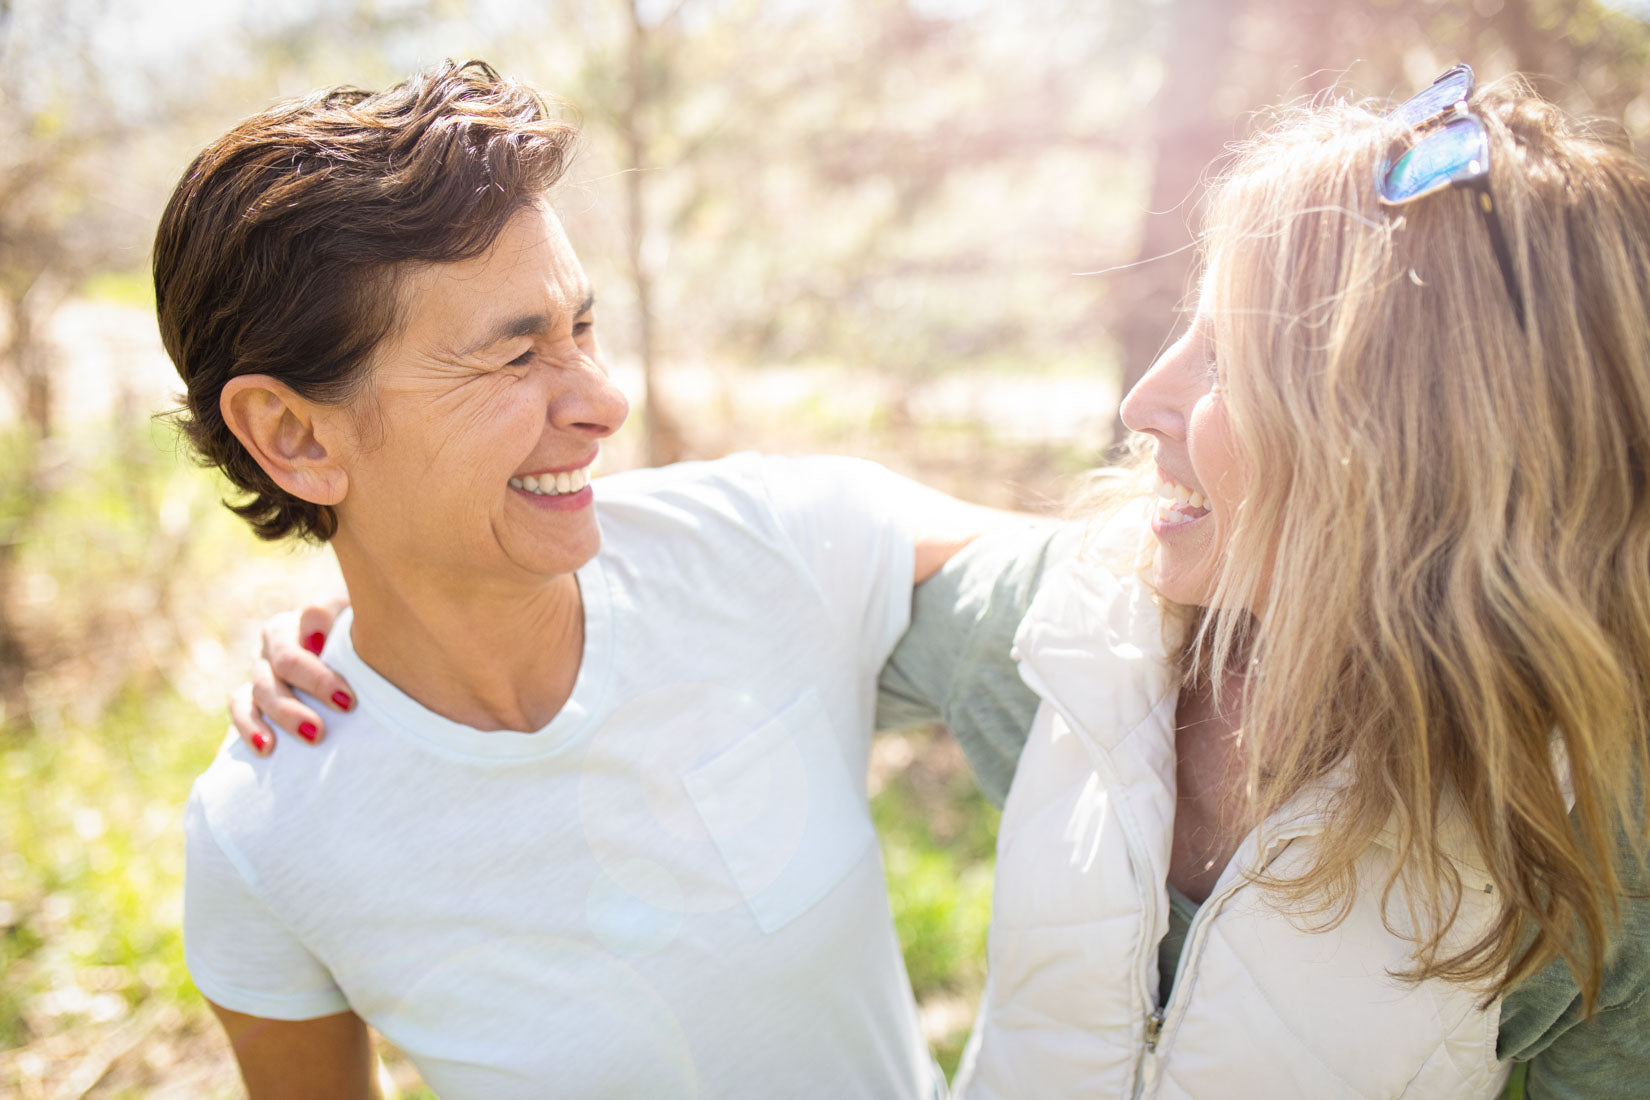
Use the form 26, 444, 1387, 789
875, 759, 998, 998
80, 272, 157, 310
872, 729, 1000, 1077
0, 416, 245, 1092
0, 690, 218, 1048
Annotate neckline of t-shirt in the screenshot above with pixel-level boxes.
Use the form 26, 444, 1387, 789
320, 556, 614, 761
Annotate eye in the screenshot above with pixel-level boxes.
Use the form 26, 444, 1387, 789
507, 346, 536, 367
573, 318, 594, 338
1198, 330, 1221, 386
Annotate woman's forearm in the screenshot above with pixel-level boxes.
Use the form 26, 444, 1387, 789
209, 1003, 381, 1100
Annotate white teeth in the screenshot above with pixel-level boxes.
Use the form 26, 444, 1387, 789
1154, 472, 1209, 524
511, 462, 596, 497
1157, 498, 1197, 526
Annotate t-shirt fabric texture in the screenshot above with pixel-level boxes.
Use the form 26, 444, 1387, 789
185, 454, 940, 1100
902, 523, 1650, 1099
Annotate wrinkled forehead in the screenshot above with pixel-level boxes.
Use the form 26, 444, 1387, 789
385, 202, 588, 350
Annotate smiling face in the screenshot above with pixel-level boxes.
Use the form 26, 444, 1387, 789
1118, 272, 1246, 608
325, 202, 629, 593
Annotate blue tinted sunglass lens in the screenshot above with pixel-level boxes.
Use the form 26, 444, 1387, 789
1390, 65, 1475, 128
1380, 117, 1489, 202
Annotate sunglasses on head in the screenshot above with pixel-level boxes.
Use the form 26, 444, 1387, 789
1376, 64, 1526, 330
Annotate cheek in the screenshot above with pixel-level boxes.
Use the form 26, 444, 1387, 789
423, 381, 539, 464
1188, 393, 1245, 511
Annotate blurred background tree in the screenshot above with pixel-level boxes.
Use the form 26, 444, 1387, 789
2, 0, 1646, 1093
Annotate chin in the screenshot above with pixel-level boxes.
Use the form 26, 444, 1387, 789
1148, 565, 1215, 609
548, 526, 604, 576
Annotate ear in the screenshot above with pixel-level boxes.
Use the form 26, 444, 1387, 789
220, 375, 350, 507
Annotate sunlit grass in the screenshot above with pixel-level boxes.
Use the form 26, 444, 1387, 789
0, 692, 213, 1014
0, 690, 233, 1095
871, 727, 999, 1079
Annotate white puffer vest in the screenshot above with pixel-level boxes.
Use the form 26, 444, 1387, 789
954, 547, 1513, 1100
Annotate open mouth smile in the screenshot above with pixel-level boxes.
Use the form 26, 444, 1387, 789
509, 460, 594, 497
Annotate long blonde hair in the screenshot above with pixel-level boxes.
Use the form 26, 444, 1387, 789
1177, 82, 1650, 1009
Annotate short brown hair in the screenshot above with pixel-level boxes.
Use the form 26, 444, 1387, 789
155, 59, 579, 541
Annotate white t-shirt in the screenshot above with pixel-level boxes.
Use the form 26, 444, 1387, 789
184, 453, 937, 1099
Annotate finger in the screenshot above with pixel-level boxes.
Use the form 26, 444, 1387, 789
229, 683, 275, 756
299, 600, 345, 655
259, 606, 357, 714
251, 660, 328, 745
268, 643, 357, 714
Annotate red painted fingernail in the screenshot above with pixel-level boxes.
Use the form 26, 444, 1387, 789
303, 632, 326, 655
332, 691, 353, 710
298, 721, 319, 743
251, 732, 271, 754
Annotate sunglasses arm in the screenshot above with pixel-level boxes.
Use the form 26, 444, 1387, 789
1476, 190, 1527, 330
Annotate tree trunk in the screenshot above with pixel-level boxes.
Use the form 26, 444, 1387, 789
3, 283, 54, 441
0, 292, 43, 729
1106, 0, 1240, 451
622, 0, 686, 467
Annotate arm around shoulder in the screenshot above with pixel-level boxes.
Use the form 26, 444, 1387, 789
878, 520, 1081, 806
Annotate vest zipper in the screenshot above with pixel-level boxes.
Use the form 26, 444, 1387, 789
1147, 831, 1316, 1065
1018, 664, 1331, 1094
1143, 1007, 1165, 1051
1019, 679, 1168, 1094
1149, 869, 1248, 1059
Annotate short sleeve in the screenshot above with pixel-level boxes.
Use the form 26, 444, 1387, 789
183, 785, 349, 1020
758, 455, 917, 674
876, 521, 1078, 806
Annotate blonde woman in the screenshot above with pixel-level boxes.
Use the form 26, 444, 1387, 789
954, 68, 1650, 1096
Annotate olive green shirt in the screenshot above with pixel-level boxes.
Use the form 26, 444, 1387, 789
875, 522, 1650, 1097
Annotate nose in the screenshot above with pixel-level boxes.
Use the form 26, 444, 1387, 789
550, 351, 630, 439
1118, 335, 1198, 441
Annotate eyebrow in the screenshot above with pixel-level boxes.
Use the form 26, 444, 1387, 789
458, 292, 596, 358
